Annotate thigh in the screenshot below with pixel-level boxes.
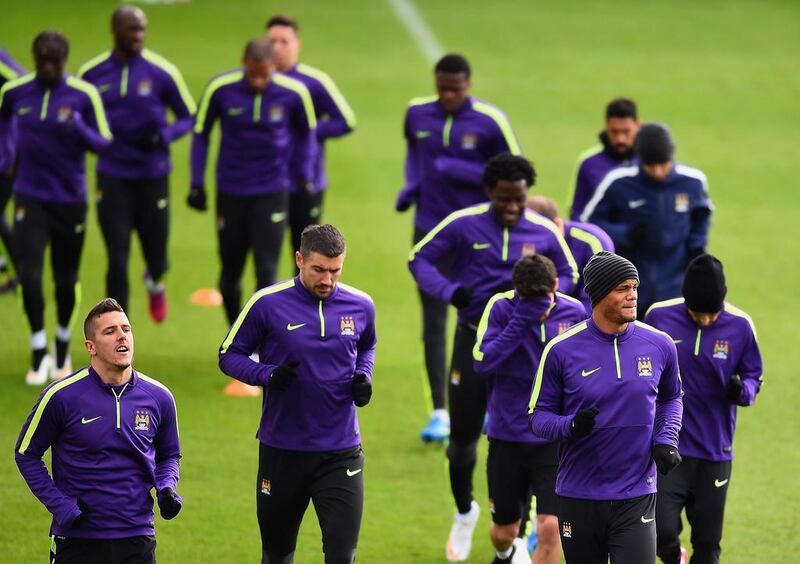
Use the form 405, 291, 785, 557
449, 326, 486, 441
133, 176, 169, 255
608, 494, 656, 564
656, 458, 691, 539
97, 174, 134, 247
250, 193, 287, 257
528, 442, 560, 516
111, 535, 156, 564
52, 536, 108, 564
487, 439, 528, 525
217, 194, 249, 268
49, 203, 87, 273
558, 497, 608, 564
687, 460, 731, 545
13, 195, 48, 273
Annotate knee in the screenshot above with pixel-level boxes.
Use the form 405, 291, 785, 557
262, 550, 294, 564
323, 549, 355, 564
691, 540, 720, 561
536, 515, 560, 549
447, 440, 477, 467
490, 522, 520, 546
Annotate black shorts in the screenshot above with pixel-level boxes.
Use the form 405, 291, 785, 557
487, 438, 559, 524
50, 535, 156, 564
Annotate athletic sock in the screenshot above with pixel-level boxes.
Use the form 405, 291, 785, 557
144, 273, 165, 295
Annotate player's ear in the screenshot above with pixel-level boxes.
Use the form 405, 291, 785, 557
85, 339, 96, 356
295, 251, 303, 270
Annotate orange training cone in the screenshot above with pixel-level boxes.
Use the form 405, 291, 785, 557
224, 380, 261, 397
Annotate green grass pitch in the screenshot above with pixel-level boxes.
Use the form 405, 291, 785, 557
1, 1, 799, 562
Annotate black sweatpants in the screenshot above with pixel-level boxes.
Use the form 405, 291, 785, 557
446, 323, 487, 514
413, 226, 453, 411
257, 443, 364, 564
559, 493, 657, 564
217, 192, 287, 325
50, 535, 156, 564
14, 194, 86, 333
656, 457, 732, 564
96, 174, 169, 313
288, 188, 323, 259
0, 174, 14, 269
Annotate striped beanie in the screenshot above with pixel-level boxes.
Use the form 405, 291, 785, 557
583, 252, 639, 307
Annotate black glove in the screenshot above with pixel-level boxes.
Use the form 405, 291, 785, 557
269, 361, 299, 390
652, 444, 682, 475
187, 184, 207, 211
570, 407, 599, 438
133, 129, 163, 152
69, 498, 90, 527
157, 487, 183, 520
451, 287, 472, 309
628, 223, 648, 247
725, 374, 744, 402
352, 373, 372, 407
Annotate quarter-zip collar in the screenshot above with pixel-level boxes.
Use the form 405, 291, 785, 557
88, 365, 137, 391
436, 95, 474, 118
292, 274, 340, 304
586, 315, 636, 344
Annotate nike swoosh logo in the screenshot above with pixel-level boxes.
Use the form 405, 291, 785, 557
673, 339, 683, 344
472, 242, 491, 250
286, 323, 306, 331
346, 468, 362, 477
81, 416, 103, 425
641, 516, 655, 524
415, 130, 431, 138
581, 367, 600, 377
714, 479, 729, 488
270, 212, 287, 224
628, 199, 647, 209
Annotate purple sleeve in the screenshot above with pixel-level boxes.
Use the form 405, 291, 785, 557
593, 224, 615, 252
355, 301, 377, 379
654, 339, 683, 447
190, 85, 219, 186
569, 162, 593, 220
153, 392, 181, 492
687, 188, 712, 258
433, 156, 484, 188
159, 72, 195, 144
290, 95, 316, 184
189, 133, 209, 187
396, 112, 420, 211
735, 325, 763, 406
14, 393, 82, 528
529, 348, 573, 441
313, 81, 354, 141
546, 230, 579, 295
73, 98, 112, 153
408, 220, 461, 304
218, 300, 277, 387
586, 186, 632, 247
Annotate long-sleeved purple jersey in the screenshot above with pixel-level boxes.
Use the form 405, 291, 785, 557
473, 291, 586, 444
15, 367, 181, 539
0, 74, 112, 204
399, 96, 522, 232
191, 70, 316, 196
285, 63, 355, 192
78, 49, 196, 180
529, 318, 683, 500
0, 48, 25, 173
409, 204, 579, 325
645, 298, 762, 461
563, 219, 615, 313
218, 277, 376, 452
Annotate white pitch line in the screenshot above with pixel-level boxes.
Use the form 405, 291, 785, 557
386, 0, 445, 64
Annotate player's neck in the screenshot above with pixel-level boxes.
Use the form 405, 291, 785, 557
92, 360, 133, 386
592, 312, 629, 335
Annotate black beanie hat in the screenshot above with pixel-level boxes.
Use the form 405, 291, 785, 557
683, 254, 727, 313
583, 251, 639, 307
636, 122, 675, 164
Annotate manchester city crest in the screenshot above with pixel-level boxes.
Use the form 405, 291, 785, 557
340, 316, 356, 336
713, 340, 729, 359
134, 409, 151, 432
636, 356, 654, 377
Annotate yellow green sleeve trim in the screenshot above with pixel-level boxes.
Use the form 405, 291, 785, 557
565, 144, 602, 212
296, 63, 356, 128
142, 49, 197, 114
138, 373, 180, 437
409, 204, 490, 261
77, 51, 111, 78
473, 290, 515, 362
407, 95, 438, 107
472, 100, 521, 155
194, 70, 244, 134
0, 60, 21, 81
337, 282, 374, 303
273, 73, 317, 129
723, 303, 758, 341
18, 369, 91, 454
219, 279, 295, 353
0, 74, 35, 110
569, 226, 604, 255
66, 76, 113, 140
529, 321, 588, 412
645, 297, 685, 318
523, 210, 580, 284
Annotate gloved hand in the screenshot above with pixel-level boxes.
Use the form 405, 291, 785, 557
134, 128, 163, 153
725, 374, 744, 402
157, 487, 183, 520
269, 361, 300, 390
570, 407, 599, 438
187, 185, 207, 211
450, 287, 472, 309
395, 186, 418, 212
515, 295, 554, 323
628, 223, 648, 247
352, 373, 372, 407
652, 444, 682, 475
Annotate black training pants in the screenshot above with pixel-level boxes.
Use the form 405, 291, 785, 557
559, 494, 657, 564
656, 457, 732, 564
288, 188, 323, 260
50, 535, 156, 564
217, 192, 287, 325
14, 194, 86, 333
257, 443, 364, 564
96, 174, 169, 313
0, 174, 14, 269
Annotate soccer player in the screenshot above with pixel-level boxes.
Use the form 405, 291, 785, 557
473, 255, 586, 564
527, 195, 614, 313
566, 97, 639, 220
15, 298, 182, 564
409, 154, 578, 562
0, 31, 112, 384
190, 38, 316, 326
0, 47, 25, 291
529, 251, 683, 564
397, 53, 523, 443
582, 122, 713, 317
78, 5, 196, 322
265, 14, 356, 259
218, 224, 376, 564
645, 254, 763, 564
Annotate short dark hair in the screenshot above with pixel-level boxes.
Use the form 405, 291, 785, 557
32, 30, 69, 62
243, 38, 272, 62
513, 255, 557, 299
527, 195, 559, 221
84, 298, 125, 339
111, 5, 145, 28
265, 14, 299, 32
299, 224, 346, 258
482, 153, 536, 189
606, 97, 637, 120
434, 53, 470, 78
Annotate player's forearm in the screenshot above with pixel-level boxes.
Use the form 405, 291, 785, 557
434, 156, 484, 187
474, 317, 529, 374
529, 409, 571, 442
189, 133, 209, 186
154, 456, 180, 492
738, 375, 762, 406
354, 347, 376, 378
160, 115, 194, 144
15, 453, 81, 527
653, 395, 682, 446
409, 259, 458, 304
73, 118, 112, 153
218, 351, 273, 386
317, 117, 352, 140
293, 132, 316, 184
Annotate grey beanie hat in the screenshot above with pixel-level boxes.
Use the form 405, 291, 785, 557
583, 251, 639, 307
